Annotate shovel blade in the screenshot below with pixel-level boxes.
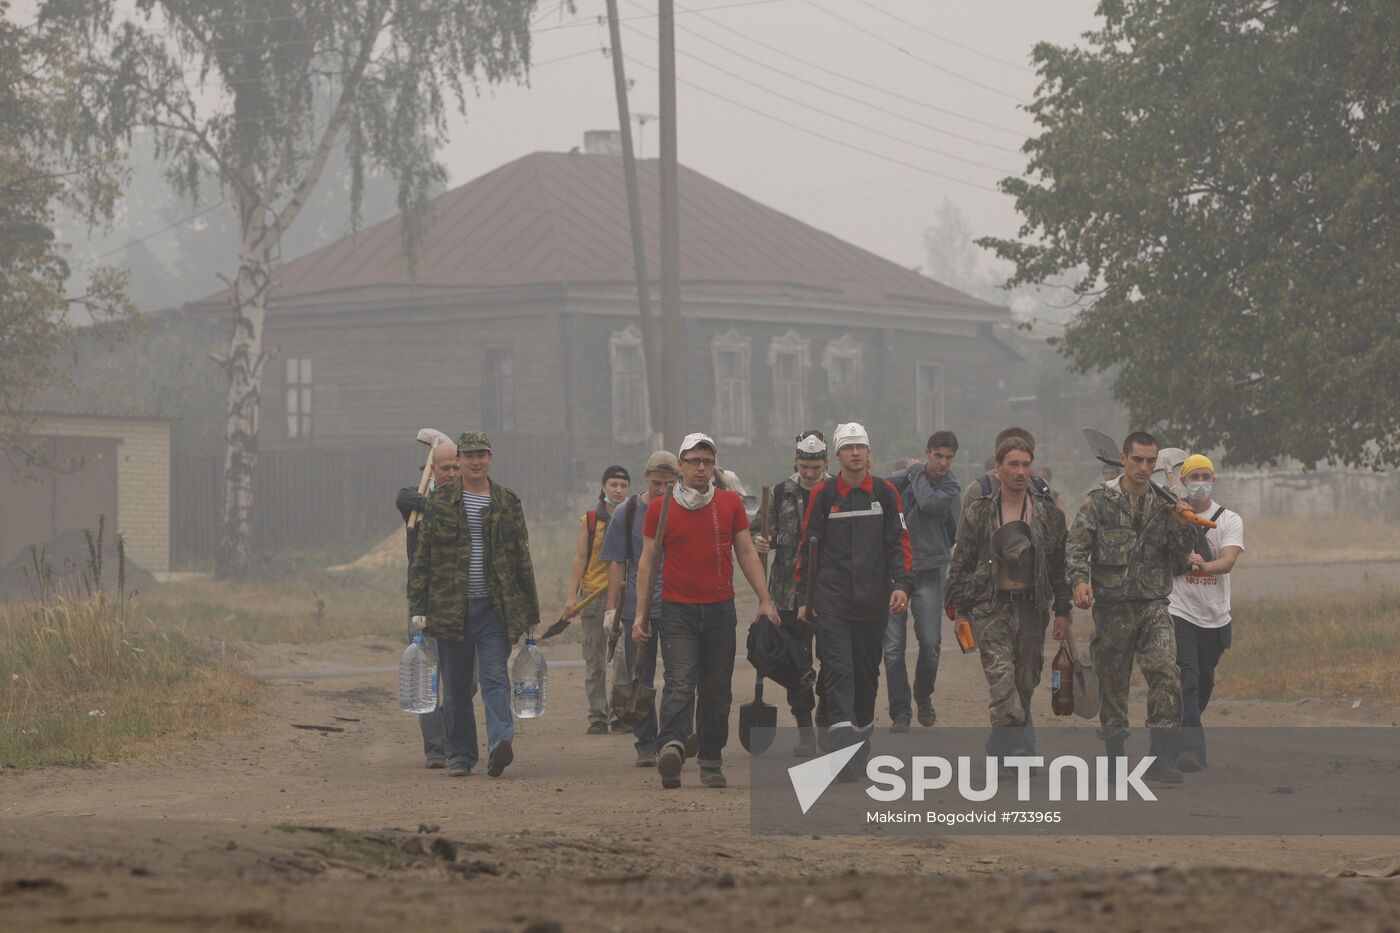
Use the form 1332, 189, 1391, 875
1082, 427, 1122, 468
739, 700, 778, 755
539, 617, 571, 640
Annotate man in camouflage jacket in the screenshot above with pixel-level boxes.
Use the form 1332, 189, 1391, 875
1066, 431, 1201, 783
753, 430, 829, 757
409, 431, 540, 778
948, 436, 1071, 757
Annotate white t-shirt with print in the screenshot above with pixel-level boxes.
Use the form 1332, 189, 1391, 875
1168, 505, 1244, 629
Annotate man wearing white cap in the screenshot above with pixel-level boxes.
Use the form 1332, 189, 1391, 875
634, 432, 781, 790
796, 422, 914, 780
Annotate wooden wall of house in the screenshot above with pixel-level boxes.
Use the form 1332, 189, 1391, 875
560, 309, 1018, 497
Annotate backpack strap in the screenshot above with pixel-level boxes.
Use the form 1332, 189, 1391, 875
978, 474, 993, 497
1210, 506, 1226, 523
582, 508, 600, 579
624, 495, 640, 564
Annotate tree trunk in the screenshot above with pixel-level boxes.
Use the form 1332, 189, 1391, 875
215, 241, 272, 578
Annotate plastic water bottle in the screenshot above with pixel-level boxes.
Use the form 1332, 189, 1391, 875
399, 634, 437, 714
511, 634, 548, 719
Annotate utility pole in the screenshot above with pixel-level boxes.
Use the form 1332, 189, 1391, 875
605, 0, 662, 436
658, 0, 683, 450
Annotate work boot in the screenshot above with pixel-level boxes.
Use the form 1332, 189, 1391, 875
586, 722, 608, 735
917, 698, 937, 727
425, 757, 447, 770
1146, 729, 1184, 784
891, 716, 911, 734
1104, 737, 1126, 784
1175, 748, 1207, 773
658, 746, 684, 789
610, 719, 630, 734
792, 728, 817, 759
447, 763, 471, 778
684, 734, 698, 760
486, 739, 513, 778
1144, 757, 1184, 784
635, 747, 657, 769
700, 768, 727, 789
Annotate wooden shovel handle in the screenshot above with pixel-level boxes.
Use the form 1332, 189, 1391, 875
405, 456, 434, 530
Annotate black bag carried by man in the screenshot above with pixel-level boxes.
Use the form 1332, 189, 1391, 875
746, 617, 816, 691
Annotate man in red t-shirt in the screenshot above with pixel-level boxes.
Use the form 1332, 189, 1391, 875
634, 432, 780, 790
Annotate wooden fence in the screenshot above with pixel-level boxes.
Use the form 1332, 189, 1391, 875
172, 436, 569, 566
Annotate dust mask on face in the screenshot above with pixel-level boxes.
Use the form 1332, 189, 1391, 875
1186, 482, 1213, 504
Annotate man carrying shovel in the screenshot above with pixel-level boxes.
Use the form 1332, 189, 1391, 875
633, 433, 781, 790
601, 451, 680, 768
795, 423, 913, 782
752, 430, 830, 758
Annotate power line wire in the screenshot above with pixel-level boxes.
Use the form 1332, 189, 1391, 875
633, 1, 1021, 156
851, 0, 1037, 75
623, 53, 999, 194
534, 0, 793, 33
678, 2, 1026, 138
626, 23, 1017, 175
808, 0, 1030, 104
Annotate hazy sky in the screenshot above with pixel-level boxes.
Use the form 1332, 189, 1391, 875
441, 0, 1101, 271
17, 0, 1104, 276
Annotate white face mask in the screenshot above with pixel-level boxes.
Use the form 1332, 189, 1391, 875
1186, 481, 1214, 504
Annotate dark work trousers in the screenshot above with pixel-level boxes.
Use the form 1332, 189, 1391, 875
1173, 615, 1230, 762
657, 600, 738, 770
621, 617, 660, 753
780, 609, 827, 727
815, 614, 884, 771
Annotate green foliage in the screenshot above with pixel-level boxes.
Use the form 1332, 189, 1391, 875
0, 4, 134, 459
980, 0, 1400, 468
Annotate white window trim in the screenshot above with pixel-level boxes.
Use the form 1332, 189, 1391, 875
768, 330, 809, 441
711, 327, 752, 446
916, 361, 945, 436
609, 324, 652, 444
822, 333, 863, 396
285, 356, 312, 440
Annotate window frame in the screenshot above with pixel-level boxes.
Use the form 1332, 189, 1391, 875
285, 356, 312, 440
711, 327, 753, 446
609, 325, 652, 444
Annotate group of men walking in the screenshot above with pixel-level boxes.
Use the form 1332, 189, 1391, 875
398, 420, 1243, 788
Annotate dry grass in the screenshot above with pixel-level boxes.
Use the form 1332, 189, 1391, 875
0, 592, 259, 769
139, 520, 584, 646
1219, 588, 1400, 704
1243, 516, 1400, 565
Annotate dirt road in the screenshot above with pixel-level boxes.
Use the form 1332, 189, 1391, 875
4, 633, 1400, 931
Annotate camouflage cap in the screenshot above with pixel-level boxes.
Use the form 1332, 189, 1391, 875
458, 431, 492, 453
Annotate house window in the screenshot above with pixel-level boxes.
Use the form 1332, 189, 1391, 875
823, 334, 863, 396
768, 330, 809, 441
609, 325, 651, 443
916, 362, 944, 437
712, 328, 752, 445
285, 357, 312, 440
483, 347, 514, 433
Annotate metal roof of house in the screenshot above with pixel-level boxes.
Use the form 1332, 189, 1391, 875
190, 151, 1005, 317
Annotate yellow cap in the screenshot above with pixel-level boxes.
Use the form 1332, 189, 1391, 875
1180, 454, 1215, 478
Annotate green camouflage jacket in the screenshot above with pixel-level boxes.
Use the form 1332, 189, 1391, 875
764, 473, 825, 611
407, 477, 541, 644
948, 487, 1072, 616
1065, 477, 1200, 603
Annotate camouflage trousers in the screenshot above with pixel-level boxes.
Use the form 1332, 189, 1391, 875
1091, 598, 1182, 740
970, 599, 1047, 729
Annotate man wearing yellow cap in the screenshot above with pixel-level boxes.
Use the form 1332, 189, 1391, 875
1167, 454, 1244, 772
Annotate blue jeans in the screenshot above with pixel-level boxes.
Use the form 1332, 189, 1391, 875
882, 567, 945, 721
621, 616, 659, 753
1174, 616, 1230, 762
438, 596, 514, 770
657, 600, 737, 770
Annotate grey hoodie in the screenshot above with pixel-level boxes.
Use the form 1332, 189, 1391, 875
887, 467, 962, 571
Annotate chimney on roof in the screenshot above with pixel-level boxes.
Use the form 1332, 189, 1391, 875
583, 130, 623, 155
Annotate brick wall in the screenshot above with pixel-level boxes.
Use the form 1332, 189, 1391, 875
31, 415, 171, 573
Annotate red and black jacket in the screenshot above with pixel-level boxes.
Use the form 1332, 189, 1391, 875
794, 472, 913, 623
